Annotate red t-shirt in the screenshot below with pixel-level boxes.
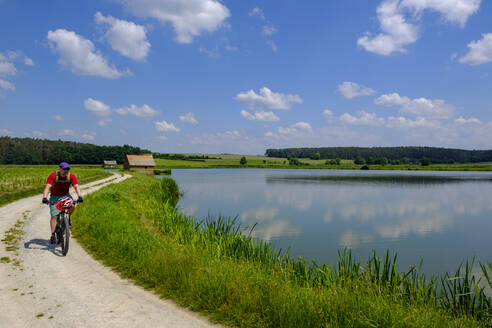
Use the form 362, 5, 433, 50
47, 172, 78, 196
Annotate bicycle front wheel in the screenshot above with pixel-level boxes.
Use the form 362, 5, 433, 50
61, 214, 70, 256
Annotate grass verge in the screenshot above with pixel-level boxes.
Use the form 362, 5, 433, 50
73, 175, 491, 327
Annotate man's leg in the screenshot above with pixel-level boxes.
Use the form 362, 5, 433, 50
50, 216, 57, 233
50, 215, 57, 244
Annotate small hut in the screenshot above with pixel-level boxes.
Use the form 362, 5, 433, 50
124, 155, 155, 175
103, 160, 117, 168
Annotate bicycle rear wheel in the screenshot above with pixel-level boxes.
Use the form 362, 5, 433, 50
61, 214, 70, 256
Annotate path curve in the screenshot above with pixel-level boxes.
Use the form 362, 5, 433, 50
0, 173, 218, 328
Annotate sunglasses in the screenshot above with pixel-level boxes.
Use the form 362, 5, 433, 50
62, 168, 70, 171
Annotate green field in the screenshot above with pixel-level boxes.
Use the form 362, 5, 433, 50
154, 154, 492, 171
0, 165, 112, 206
73, 175, 491, 327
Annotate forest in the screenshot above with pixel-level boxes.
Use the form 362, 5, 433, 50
0, 137, 150, 164
265, 146, 492, 164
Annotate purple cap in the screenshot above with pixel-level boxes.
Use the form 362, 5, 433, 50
59, 162, 70, 169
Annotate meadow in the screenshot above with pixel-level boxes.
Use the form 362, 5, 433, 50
154, 154, 492, 171
0, 165, 112, 206
73, 174, 491, 327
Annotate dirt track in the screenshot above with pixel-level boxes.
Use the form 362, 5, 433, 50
0, 173, 218, 327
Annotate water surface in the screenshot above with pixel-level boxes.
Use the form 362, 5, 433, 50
169, 169, 492, 276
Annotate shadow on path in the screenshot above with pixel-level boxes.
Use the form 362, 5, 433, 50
24, 238, 63, 257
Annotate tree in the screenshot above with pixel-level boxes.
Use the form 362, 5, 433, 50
354, 156, 366, 165
420, 157, 430, 166
289, 158, 300, 166
240, 156, 247, 165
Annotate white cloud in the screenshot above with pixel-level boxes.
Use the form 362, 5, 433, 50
0, 79, 15, 91
460, 33, 492, 66
52, 115, 64, 121
265, 131, 274, 137
47, 29, 128, 79
263, 25, 277, 36
225, 45, 238, 52
323, 109, 334, 121
115, 104, 159, 117
235, 87, 303, 110
249, 7, 278, 52
0, 50, 34, 95
199, 46, 220, 58
60, 129, 75, 136
32, 130, 46, 138
0, 61, 17, 77
81, 133, 95, 140
155, 120, 180, 132
338, 81, 376, 99
375, 92, 455, 119
94, 12, 151, 61
339, 111, 386, 126
400, 0, 481, 26
0, 128, 13, 135
240, 110, 279, 122
357, 0, 419, 56
114, 0, 230, 44
180, 112, 199, 125
97, 118, 112, 127
266, 40, 278, 52
358, 0, 480, 56
249, 7, 266, 20
84, 98, 112, 117
374, 92, 409, 106
386, 116, 440, 129
454, 116, 481, 124
278, 121, 312, 134
24, 57, 34, 66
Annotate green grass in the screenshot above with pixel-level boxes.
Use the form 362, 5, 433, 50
154, 154, 492, 171
0, 165, 112, 206
73, 175, 491, 327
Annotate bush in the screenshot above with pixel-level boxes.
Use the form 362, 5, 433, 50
354, 156, 366, 165
420, 157, 430, 166
240, 156, 247, 165
289, 158, 300, 166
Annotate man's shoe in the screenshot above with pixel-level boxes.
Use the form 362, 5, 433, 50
50, 233, 56, 244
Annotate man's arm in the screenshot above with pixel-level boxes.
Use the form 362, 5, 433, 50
73, 184, 82, 198
43, 184, 52, 199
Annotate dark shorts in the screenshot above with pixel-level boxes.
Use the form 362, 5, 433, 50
49, 194, 73, 217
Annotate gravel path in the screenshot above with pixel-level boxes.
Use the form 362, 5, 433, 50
0, 173, 218, 328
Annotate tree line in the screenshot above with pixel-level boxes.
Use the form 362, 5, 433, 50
265, 147, 492, 164
0, 137, 150, 164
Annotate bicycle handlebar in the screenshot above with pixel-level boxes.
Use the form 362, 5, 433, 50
45, 200, 81, 206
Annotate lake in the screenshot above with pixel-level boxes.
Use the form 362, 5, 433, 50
169, 169, 492, 277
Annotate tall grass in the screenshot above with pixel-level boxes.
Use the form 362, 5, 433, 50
0, 165, 112, 206
73, 175, 491, 327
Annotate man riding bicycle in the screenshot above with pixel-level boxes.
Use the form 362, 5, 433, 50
42, 162, 83, 244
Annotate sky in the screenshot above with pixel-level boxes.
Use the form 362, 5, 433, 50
1, 0, 491, 154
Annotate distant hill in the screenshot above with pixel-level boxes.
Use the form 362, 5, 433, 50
265, 147, 492, 164
0, 136, 150, 165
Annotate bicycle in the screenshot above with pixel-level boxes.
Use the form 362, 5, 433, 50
47, 199, 79, 256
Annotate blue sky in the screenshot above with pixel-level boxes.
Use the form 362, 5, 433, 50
1, 0, 491, 154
